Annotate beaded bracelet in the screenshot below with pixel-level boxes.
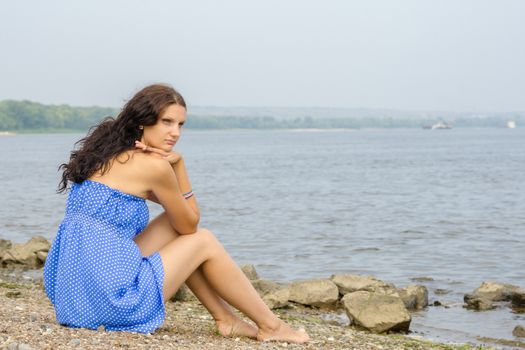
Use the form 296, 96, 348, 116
182, 190, 194, 200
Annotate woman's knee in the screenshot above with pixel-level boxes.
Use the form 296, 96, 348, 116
193, 228, 221, 249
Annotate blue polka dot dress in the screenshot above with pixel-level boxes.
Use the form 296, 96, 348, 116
43, 180, 165, 333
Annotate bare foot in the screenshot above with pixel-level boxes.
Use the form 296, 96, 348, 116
216, 316, 258, 339
257, 320, 310, 344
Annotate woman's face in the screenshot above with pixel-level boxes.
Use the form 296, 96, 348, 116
141, 104, 187, 152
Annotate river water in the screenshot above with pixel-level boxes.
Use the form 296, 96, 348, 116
1, 128, 524, 347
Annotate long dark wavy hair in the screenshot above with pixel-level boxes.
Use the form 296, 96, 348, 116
58, 84, 186, 193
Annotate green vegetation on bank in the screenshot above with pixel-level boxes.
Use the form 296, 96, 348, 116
0, 100, 523, 132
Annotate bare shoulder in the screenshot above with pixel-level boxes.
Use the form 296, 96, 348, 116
130, 151, 173, 181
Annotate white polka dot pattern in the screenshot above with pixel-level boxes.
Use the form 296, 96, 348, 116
43, 180, 165, 333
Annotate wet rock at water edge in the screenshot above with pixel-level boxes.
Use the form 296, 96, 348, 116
511, 289, 525, 308
342, 291, 411, 333
240, 264, 259, 280
0, 239, 12, 252
513, 325, 525, 337
288, 279, 339, 307
467, 281, 521, 302
330, 274, 397, 296
434, 288, 451, 295
463, 296, 495, 311
410, 276, 434, 282
397, 285, 428, 310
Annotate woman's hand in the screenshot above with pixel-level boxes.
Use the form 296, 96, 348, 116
135, 140, 182, 166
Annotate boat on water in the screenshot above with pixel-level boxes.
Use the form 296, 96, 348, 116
0, 131, 15, 136
422, 122, 452, 130
507, 121, 516, 129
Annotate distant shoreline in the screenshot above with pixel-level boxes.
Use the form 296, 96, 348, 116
0, 125, 521, 135
1, 100, 522, 131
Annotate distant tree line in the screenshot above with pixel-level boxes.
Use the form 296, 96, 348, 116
0, 100, 522, 131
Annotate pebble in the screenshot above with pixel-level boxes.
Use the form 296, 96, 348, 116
15, 306, 24, 311
513, 325, 525, 337
7, 343, 34, 350
29, 312, 39, 322
96, 325, 105, 332
18, 344, 34, 350
327, 336, 335, 341
70, 338, 81, 346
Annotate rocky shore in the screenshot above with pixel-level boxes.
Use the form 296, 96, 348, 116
1, 236, 524, 349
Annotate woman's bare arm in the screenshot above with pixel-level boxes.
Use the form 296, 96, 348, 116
147, 158, 200, 234
145, 158, 200, 218
172, 158, 200, 218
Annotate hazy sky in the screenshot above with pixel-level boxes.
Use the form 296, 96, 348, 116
1, 0, 524, 111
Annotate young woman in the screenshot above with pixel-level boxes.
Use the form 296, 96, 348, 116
43, 84, 309, 343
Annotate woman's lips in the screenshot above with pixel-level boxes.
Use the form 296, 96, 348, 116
165, 139, 176, 146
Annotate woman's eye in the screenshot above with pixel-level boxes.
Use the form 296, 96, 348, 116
162, 119, 172, 125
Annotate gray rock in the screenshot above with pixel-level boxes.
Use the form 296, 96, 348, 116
330, 274, 396, 296
36, 251, 48, 263
263, 287, 290, 309
397, 285, 428, 310
434, 288, 451, 295
251, 279, 280, 296
511, 290, 525, 308
463, 296, 495, 311
342, 291, 411, 333
410, 277, 434, 282
0, 239, 11, 263
467, 281, 521, 302
7, 342, 18, 350
0, 239, 12, 251
513, 325, 525, 337
240, 264, 259, 280
170, 284, 197, 302
97, 325, 105, 332
2, 236, 50, 268
70, 338, 81, 346
17, 344, 34, 350
29, 312, 39, 322
288, 279, 339, 307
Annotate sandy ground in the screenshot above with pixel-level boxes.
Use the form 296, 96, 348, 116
2, 269, 505, 350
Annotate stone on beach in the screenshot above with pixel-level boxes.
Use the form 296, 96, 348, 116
0, 239, 12, 251
250, 279, 280, 296
513, 325, 525, 338
511, 290, 525, 308
463, 296, 495, 311
240, 264, 259, 280
330, 274, 397, 296
263, 287, 290, 309
288, 279, 339, 307
342, 291, 411, 333
1, 236, 50, 268
465, 281, 521, 302
397, 285, 428, 310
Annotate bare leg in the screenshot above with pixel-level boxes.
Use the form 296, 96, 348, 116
156, 226, 309, 343
134, 213, 257, 338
